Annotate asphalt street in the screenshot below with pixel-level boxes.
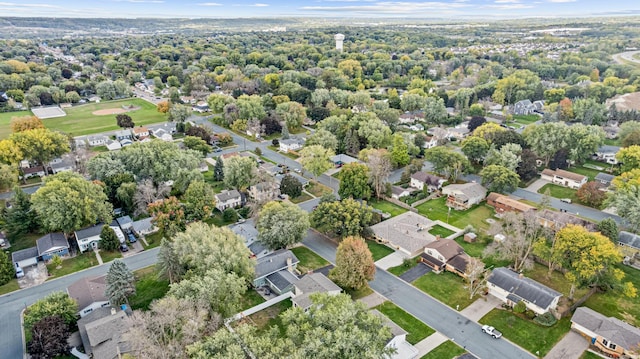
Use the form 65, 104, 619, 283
0, 248, 159, 359
302, 233, 535, 359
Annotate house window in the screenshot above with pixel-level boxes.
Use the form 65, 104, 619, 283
602, 339, 608, 347
609, 343, 616, 350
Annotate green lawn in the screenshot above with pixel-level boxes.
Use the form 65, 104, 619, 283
479, 309, 571, 357
523, 262, 589, 300
290, 192, 313, 204
416, 197, 493, 232
367, 240, 395, 261
428, 225, 456, 238
0, 110, 30, 139
374, 301, 435, 345
513, 114, 541, 125
584, 264, 640, 327
388, 258, 419, 276
0, 279, 20, 295
368, 198, 408, 217
413, 271, 476, 310
345, 285, 373, 300
129, 266, 170, 311
142, 231, 163, 249
580, 351, 602, 359
46, 252, 98, 278
290, 246, 329, 273
99, 250, 122, 263
203, 211, 236, 227
7, 232, 42, 253
239, 289, 266, 311
537, 183, 580, 204
570, 166, 601, 181
249, 300, 292, 337
420, 340, 466, 359
306, 181, 333, 197
17, 99, 167, 137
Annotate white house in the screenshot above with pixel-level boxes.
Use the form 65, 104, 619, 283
371, 310, 419, 359
291, 273, 341, 311
248, 181, 280, 203
391, 186, 412, 200
487, 267, 562, 315
214, 190, 242, 212
87, 135, 108, 147
152, 128, 173, 142
410, 172, 446, 192
75, 224, 104, 253
594, 145, 620, 165
115, 129, 132, 141
49, 156, 74, 174
132, 126, 149, 139
67, 276, 110, 317
106, 140, 122, 151
279, 138, 304, 152
131, 217, 157, 236
513, 100, 536, 115
540, 169, 587, 189
423, 135, 438, 149
442, 183, 487, 210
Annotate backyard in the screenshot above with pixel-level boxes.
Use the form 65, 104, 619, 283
368, 198, 408, 217
479, 309, 571, 357
428, 225, 455, 238
374, 301, 435, 345
416, 197, 493, 232
412, 271, 476, 310
366, 240, 395, 261
290, 246, 329, 273
420, 340, 466, 359
584, 264, 640, 327
0, 98, 168, 138
247, 300, 292, 337
129, 266, 170, 311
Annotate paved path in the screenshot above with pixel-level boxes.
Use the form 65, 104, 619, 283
414, 332, 448, 357
544, 330, 589, 359
525, 178, 550, 193
358, 292, 386, 309
302, 235, 535, 359
375, 251, 407, 270
0, 248, 160, 359
612, 50, 640, 65
399, 263, 432, 283
459, 295, 502, 322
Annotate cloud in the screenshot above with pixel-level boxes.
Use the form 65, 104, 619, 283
251, 3, 269, 6
197, 2, 223, 5
300, 1, 470, 13
113, 0, 165, 3
547, 0, 577, 2
494, 0, 521, 3
0, 2, 59, 8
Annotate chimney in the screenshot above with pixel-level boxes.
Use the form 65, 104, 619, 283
286, 257, 293, 273
435, 235, 441, 241
110, 307, 116, 316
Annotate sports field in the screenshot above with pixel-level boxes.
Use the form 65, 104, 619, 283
0, 98, 168, 138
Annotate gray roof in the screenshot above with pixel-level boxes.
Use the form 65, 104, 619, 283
488, 267, 561, 310
132, 217, 154, 233
411, 171, 445, 186
79, 307, 131, 358
75, 224, 104, 240
248, 240, 268, 256
116, 216, 133, 229
255, 249, 299, 280
370, 212, 436, 254
11, 246, 39, 263
280, 138, 304, 146
597, 145, 621, 154
443, 182, 487, 201
266, 270, 299, 292
215, 189, 241, 202
36, 232, 69, 255
619, 231, 640, 250
572, 307, 640, 349
67, 275, 108, 310
595, 172, 615, 184
295, 272, 341, 294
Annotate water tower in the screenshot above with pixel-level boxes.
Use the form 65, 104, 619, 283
334, 33, 345, 52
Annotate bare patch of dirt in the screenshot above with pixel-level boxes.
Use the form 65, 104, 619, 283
92, 108, 129, 116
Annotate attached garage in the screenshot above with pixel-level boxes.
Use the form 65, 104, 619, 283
11, 247, 39, 269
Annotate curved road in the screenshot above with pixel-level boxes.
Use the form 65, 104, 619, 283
613, 50, 640, 65
0, 248, 159, 359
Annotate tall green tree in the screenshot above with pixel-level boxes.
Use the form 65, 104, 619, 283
0, 251, 14, 286
183, 181, 215, 221
461, 136, 490, 164
616, 145, 640, 173
31, 172, 112, 235
338, 163, 371, 200
214, 156, 224, 182
329, 236, 375, 290
11, 128, 70, 170
105, 259, 136, 306
480, 165, 520, 193
597, 218, 619, 243
156, 239, 184, 284
312, 198, 373, 238
2, 186, 37, 241
223, 156, 256, 190
183, 136, 210, 156
24, 292, 78, 333
276, 101, 306, 129
390, 134, 410, 167
148, 196, 186, 238
425, 147, 470, 181
99, 225, 119, 251
606, 169, 640, 231
299, 145, 334, 179
279, 174, 302, 198
305, 129, 338, 151
257, 201, 310, 250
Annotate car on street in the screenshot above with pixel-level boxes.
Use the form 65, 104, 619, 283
560, 198, 572, 203
212, 146, 222, 152
481, 325, 502, 339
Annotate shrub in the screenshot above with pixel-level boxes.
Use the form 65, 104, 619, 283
534, 312, 558, 327
513, 301, 526, 313
255, 147, 262, 156
525, 309, 536, 320
223, 208, 238, 222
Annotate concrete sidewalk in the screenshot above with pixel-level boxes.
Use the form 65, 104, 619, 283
414, 332, 448, 357
375, 251, 407, 270
459, 295, 502, 322
544, 331, 589, 359
525, 179, 549, 193
358, 292, 386, 309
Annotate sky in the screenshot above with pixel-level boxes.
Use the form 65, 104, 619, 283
1, 0, 639, 19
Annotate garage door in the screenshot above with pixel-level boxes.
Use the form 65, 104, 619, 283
17, 257, 38, 268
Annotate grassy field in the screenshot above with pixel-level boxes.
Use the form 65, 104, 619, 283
290, 246, 329, 273
580, 351, 602, 359
428, 225, 456, 238
584, 264, 640, 327
416, 197, 493, 232
6, 232, 42, 253
142, 231, 163, 249
368, 198, 408, 217
239, 289, 266, 311
345, 285, 373, 300
523, 262, 589, 299
420, 341, 466, 359
388, 258, 419, 276
306, 181, 332, 197
0, 279, 20, 295
479, 310, 571, 357
290, 192, 313, 204
513, 114, 541, 125
374, 301, 435, 344
538, 183, 580, 204
0, 99, 168, 139
203, 211, 236, 227
249, 300, 292, 337
129, 266, 170, 311
47, 252, 98, 278
99, 250, 122, 263
413, 271, 476, 310
570, 165, 601, 182
367, 240, 395, 261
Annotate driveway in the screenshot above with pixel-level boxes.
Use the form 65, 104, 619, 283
398, 263, 432, 282
17, 263, 48, 289
375, 251, 407, 270
544, 331, 589, 359
525, 179, 549, 192
122, 241, 144, 257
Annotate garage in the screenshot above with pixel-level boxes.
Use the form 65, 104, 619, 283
11, 247, 39, 269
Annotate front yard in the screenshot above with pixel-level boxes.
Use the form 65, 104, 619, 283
584, 264, 640, 327
99, 250, 122, 263
537, 183, 581, 205
374, 301, 435, 345
366, 240, 395, 261
290, 246, 329, 273
290, 192, 313, 204
368, 198, 408, 217
416, 197, 493, 232
0, 279, 19, 295
388, 258, 419, 276
479, 309, 571, 357
129, 266, 170, 311
306, 181, 332, 197
420, 340, 466, 359
412, 271, 476, 310
46, 252, 98, 278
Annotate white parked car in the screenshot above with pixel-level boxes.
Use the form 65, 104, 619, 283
481, 325, 502, 339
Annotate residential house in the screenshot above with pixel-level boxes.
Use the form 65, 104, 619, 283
421, 238, 470, 277
131, 217, 157, 236
231, 219, 271, 259
115, 216, 133, 233
541, 169, 587, 189
36, 232, 70, 260
68, 276, 110, 317
513, 100, 536, 115
399, 112, 417, 124
447, 126, 470, 140
371, 310, 419, 359
221, 152, 240, 163
11, 247, 39, 270
132, 126, 149, 139
77, 307, 131, 359
594, 145, 620, 165
442, 183, 487, 210
486, 193, 536, 214
106, 140, 122, 151
253, 249, 299, 294
571, 306, 640, 359
595, 172, 615, 189
487, 267, 562, 315
49, 156, 74, 174
152, 128, 173, 141
75, 224, 104, 253
536, 209, 597, 232
88, 135, 108, 147
115, 129, 132, 141
618, 231, 640, 262
409, 124, 424, 132
410, 172, 446, 192
370, 212, 436, 257
214, 190, 242, 212
120, 138, 133, 147
248, 181, 280, 203
21, 166, 46, 179
391, 186, 413, 200
192, 103, 210, 113
423, 135, 438, 149
533, 100, 545, 113
291, 273, 341, 311
279, 138, 304, 152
